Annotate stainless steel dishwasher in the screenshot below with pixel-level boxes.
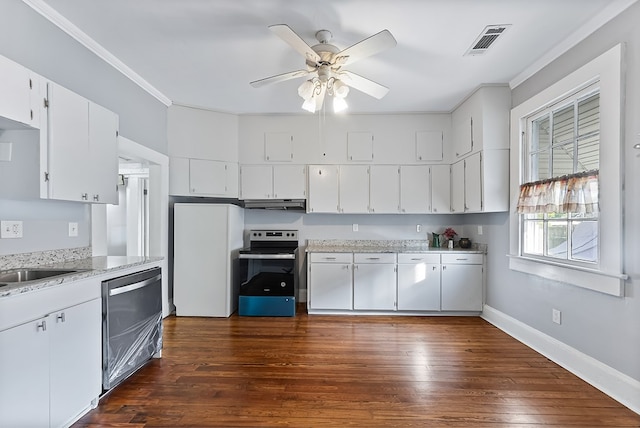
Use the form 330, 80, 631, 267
101, 267, 162, 392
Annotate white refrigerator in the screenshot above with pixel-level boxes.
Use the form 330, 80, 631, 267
173, 203, 244, 317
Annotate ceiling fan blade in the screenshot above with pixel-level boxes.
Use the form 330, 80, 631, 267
269, 24, 321, 64
339, 71, 389, 99
250, 70, 312, 88
333, 30, 397, 66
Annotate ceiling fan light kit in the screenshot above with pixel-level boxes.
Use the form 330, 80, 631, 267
251, 24, 397, 113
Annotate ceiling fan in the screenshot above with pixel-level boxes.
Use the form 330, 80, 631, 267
250, 24, 397, 112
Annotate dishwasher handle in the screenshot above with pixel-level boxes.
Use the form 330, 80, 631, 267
109, 274, 162, 297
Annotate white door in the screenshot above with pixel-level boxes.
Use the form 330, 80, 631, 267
308, 263, 352, 310
273, 165, 306, 199
307, 165, 339, 213
464, 152, 482, 212
49, 299, 102, 428
0, 318, 50, 428
369, 165, 399, 213
441, 264, 483, 311
241, 165, 273, 199
399, 165, 430, 213
89, 102, 119, 204
189, 159, 227, 195
47, 82, 90, 202
353, 263, 396, 310
450, 160, 465, 213
431, 164, 451, 214
339, 165, 369, 213
397, 262, 441, 311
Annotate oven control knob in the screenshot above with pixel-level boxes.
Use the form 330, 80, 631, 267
280, 282, 286, 288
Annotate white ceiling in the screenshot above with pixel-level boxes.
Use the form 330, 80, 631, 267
33, 0, 634, 114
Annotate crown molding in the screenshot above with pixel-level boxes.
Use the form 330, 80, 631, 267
22, 0, 172, 106
510, 0, 638, 89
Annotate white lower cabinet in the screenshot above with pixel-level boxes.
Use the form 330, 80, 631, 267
397, 254, 441, 311
308, 253, 353, 310
441, 253, 484, 311
353, 253, 397, 310
0, 280, 102, 428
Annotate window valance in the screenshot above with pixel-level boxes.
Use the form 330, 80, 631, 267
516, 170, 599, 214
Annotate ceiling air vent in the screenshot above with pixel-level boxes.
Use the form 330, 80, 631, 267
465, 24, 511, 56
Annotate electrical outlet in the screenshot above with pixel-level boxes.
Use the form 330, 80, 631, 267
352, 223, 358, 232
416, 224, 421, 233
68, 222, 79, 237
478, 225, 483, 235
552, 308, 562, 325
1, 220, 23, 239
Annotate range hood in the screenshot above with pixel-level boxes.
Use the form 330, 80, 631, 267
243, 199, 306, 210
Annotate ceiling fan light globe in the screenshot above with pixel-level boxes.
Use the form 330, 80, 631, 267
298, 80, 315, 100
334, 80, 350, 98
333, 96, 348, 113
302, 97, 317, 113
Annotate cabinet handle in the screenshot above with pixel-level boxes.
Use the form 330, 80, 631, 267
410, 258, 422, 261
324, 257, 337, 260
442, 266, 447, 270
366, 257, 380, 260
456, 258, 468, 261
81, 193, 88, 200
432, 266, 437, 270
93, 194, 100, 202
57, 312, 66, 323
37, 320, 47, 332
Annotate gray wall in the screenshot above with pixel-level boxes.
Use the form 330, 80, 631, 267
0, 0, 168, 255
483, 2, 640, 381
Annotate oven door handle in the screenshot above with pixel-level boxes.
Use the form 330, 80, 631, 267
238, 254, 296, 260
109, 274, 162, 297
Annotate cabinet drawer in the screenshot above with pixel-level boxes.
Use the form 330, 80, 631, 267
398, 253, 440, 264
354, 253, 396, 264
441, 253, 483, 264
309, 252, 353, 263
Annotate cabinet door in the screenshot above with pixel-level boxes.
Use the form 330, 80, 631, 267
50, 299, 102, 428
339, 165, 370, 213
353, 263, 396, 310
273, 165, 306, 199
399, 165, 430, 213
347, 132, 373, 161
307, 165, 339, 213
441, 264, 483, 311
189, 158, 227, 195
450, 160, 465, 213
416, 131, 443, 161
89, 102, 119, 204
265, 132, 293, 161
240, 165, 273, 199
308, 263, 352, 310
0, 55, 36, 128
465, 152, 482, 212
431, 164, 451, 213
369, 165, 399, 213
0, 318, 50, 428
452, 110, 473, 159
397, 262, 440, 311
47, 82, 91, 202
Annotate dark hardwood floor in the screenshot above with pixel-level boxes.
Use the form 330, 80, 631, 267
75, 308, 640, 427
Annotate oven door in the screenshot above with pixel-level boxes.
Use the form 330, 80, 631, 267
238, 253, 296, 297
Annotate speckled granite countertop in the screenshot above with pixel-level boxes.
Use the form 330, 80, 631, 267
0, 250, 162, 299
306, 239, 486, 254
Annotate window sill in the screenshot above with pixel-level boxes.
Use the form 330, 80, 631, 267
508, 255, 626, 297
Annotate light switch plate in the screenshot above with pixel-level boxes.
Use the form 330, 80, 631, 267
352, 223, 358, 232
1, 220, 23, 238
0, 142, 12, 162
68, 222, 79, 237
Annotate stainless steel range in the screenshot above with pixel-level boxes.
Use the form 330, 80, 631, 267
238, 230, 298, 316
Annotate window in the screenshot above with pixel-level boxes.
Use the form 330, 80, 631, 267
508, 44, 625, 297
520, 89, 600, 265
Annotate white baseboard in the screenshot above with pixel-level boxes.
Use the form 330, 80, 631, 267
482, 305, 640, 415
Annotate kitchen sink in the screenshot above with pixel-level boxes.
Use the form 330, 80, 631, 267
0, 268, 85, 284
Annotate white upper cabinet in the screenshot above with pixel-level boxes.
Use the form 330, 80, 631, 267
169, 157, 238, 197
369, 165, 399, 213
450, 150, 509, 213
0, 54, 40, 129
450, 159, 465, 213
240, 165, 272, 199
347, 132, 374, 161
46, 82, 119, 204
399, 165, 430, 213
431, 164, 451, 213
240, 164, 306, 199
265, 132, 293, 161
464, 152, 482, 212
339, 165, 370, 213
307, 165, 339, 213
415, 131, 443, 161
